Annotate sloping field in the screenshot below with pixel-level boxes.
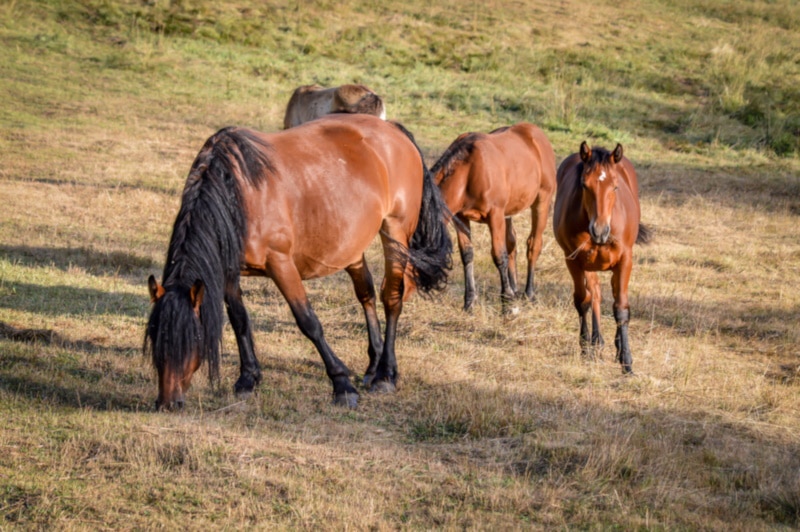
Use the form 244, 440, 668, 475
1, 0, 799, 528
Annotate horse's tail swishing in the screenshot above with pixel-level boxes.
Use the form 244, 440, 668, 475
637, 223, 653, 245
391, 122, 453, 294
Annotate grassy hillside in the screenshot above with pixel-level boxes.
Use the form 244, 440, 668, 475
1, 0, 799, 528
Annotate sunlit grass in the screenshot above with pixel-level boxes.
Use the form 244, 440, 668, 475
1, 0, 799, 528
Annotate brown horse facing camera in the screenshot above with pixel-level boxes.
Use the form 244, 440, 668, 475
145, 114, 452, 410
283, 84, 386, 129
553, 141, 651, 373
431, 123, 556, 311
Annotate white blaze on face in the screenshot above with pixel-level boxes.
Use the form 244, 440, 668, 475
379, 106, 386, 120
599, 171, 607, 182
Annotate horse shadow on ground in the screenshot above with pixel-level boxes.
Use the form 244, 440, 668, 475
0, 244, 156, 277
0, 348, 151, 412
388, 376, 800, 526
634, 159, 800, 215
0, 281, 146, 318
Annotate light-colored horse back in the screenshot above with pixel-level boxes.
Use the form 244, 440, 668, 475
283, 84, 386, 129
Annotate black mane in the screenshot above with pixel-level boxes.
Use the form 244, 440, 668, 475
430, 132, 483, 186
145, 127, 273, 383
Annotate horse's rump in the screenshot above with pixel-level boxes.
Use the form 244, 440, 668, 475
434, 123, 556, 218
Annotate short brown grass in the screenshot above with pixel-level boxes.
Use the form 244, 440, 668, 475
2, 0, 799, 528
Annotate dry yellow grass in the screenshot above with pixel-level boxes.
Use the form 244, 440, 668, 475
2, 0, 800, 528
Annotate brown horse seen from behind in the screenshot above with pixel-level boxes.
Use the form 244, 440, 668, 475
431, 123, 556, 311
553, 141, 651, 373
283, 84, 386, 129
145, 114, 451, 410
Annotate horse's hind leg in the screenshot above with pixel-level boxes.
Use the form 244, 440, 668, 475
455, 214, 477, 311
611, 257, 634, 373
371, 223, 411, 393
225, 282, 262, 398
345, 256, 384, 388
505, 216, 519, 295
488, 209, 515, 307
524, 194, 551, 302
270, 259, 359, 407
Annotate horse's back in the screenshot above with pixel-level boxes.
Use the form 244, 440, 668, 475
478, 122, 555, 214
283, 84, 385, 129
503, 122, 557, 190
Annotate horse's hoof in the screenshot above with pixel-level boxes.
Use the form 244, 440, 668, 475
621, 365, 634, 375
234, 373, 259, 397
235, 389, 253, 401
370, 380, 396, 394
362, 373, 375, 388
333, 391, 359, 409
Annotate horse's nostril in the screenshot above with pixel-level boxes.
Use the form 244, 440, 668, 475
175, 400, 185, 410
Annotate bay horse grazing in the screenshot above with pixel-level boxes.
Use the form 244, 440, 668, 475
145, 114, 451, 410
283, 84, 386, 129
431, 123, 556, 311
553, 141, 651, 373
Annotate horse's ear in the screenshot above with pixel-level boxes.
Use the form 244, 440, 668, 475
189, 280, 205, 313
148, 275, 164, 303
612, 143, 623, 164
580, 141, 591, 163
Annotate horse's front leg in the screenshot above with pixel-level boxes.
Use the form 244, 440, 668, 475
225, 281, 262, 398
269, 258, 359, 407
454, 214, 477, 312
345, 256, 384, 388
611, 258, 634, 374
488, 210, 515, 309
585, 271, 605, 353
566, 260, 592, 356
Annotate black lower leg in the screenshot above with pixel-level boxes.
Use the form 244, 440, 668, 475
591, 310, 604, 349
576, 301, 592, 356
494, 250, 514, 302
524, 268, 535, 301
613, 307, 633, 373
226, 291, 262, 396
461, 246, 476, 311
292, 303, 358, 404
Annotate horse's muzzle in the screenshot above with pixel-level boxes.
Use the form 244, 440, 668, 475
589, 221, 611, 244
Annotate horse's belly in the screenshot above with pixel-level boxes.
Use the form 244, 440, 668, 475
293, 215, 384, 280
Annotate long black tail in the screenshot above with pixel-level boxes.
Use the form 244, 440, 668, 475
392, 122, 453, 293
